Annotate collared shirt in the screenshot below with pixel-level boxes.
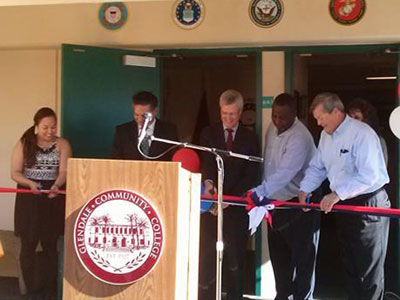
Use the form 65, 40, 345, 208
223, 124, 239, 142
254, 118, 316, 201
300, 115, 389, 200
138, 119, 156, 147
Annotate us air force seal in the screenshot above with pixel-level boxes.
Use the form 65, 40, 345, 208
74, 189, 164, 285
329, 0, 366, 25
249, 0, 283, 28
173, 0, 204, 30
98, 2, 128, 30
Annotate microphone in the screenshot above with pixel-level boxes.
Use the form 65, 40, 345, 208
138, 112, 153, 147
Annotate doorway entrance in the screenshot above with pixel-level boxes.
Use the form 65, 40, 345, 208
161, 53, 259, 296
292, 48, 399, 297
161, 54, 258, 144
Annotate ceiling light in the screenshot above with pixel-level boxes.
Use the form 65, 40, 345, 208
365, 76, 397, 80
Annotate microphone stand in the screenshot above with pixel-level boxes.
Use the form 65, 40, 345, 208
148, 135, 263, 300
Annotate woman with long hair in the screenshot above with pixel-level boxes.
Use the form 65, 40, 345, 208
11, 107, 72, 300
347, 98, 388, 165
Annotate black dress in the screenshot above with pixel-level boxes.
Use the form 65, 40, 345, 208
14, 142, 65, 297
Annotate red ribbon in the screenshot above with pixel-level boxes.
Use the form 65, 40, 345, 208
0, 187, 66, 195
202, 194, 400, 219
3, 187, 398, 219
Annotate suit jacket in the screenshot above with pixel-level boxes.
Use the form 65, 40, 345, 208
200, 122, 260, 196
111, 119, 178, 161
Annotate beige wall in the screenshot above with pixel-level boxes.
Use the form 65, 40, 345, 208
0, 0, 399, 49
0, 49, 57, 230
0, 0, 396, 291
260, 51, 285, 299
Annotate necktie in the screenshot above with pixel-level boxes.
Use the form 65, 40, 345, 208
226, 129, 233, 151
140, 135, 151, 155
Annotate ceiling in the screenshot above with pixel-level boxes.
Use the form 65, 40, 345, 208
0, 0, 168, 6
307, 51, 398, 88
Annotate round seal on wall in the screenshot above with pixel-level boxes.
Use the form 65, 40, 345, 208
74, 189, 164, 285
329, 0, 366, 25
98, 2, 128, 30
173, 0, 204, 30
249, 0, 283, 28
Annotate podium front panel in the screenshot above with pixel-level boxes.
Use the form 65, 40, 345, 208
63, 158, 200, 300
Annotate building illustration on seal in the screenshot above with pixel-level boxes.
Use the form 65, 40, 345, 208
88, 213, 151, 251
74, 189, 164, 284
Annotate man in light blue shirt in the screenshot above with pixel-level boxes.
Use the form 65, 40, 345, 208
299, 92, 390, 300
252, 93, 320, 300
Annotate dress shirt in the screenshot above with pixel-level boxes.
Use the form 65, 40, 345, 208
138, 119, 156, 147
300, 115, 389, 200
223, 124, 239, 142
254, 118, 316, 201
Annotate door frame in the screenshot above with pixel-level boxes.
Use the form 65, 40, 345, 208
60, 43, 400, 296
284, 43, 400, 294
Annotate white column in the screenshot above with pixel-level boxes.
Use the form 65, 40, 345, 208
260, 51, 285, 299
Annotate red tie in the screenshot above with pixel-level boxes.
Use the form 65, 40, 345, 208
226, 129, 233, 151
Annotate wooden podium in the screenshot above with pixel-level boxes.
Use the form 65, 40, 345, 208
62, 158, 201, 300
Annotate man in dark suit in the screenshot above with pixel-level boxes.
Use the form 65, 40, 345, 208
198, 89, 260, 300
112, 91, 178, 160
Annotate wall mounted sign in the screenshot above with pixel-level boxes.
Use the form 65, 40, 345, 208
173, 0, 204, 30
262, 96, 274, 108
249, 0, 283, 28
99, 2, 128, 30
74, 189, 164, 285
329, 0, 366, 25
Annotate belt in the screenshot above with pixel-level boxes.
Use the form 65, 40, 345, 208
346, 187, 385, 203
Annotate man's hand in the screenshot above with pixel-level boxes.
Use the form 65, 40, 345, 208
204, 180, 227, 215
299, 190, 309, 212
209, 203, 229, 216
299, 190, 307, 204
249, 191, 270, 206
204, 180, 216, 196
320, 192, 340, 214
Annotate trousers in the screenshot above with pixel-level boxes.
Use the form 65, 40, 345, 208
268, 201, 320, 300
336, 188, 390, 300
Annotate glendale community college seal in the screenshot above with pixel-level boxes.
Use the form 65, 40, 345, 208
329, 0, 366, 25
74, 189, 164, 285
98, 2, 128, 30
173, 0, 204, 29
249, 0, 283, 28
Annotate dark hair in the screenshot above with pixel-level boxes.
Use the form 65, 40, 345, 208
21, 107, 57, 167
347, 98, 380, 134
273, 93, 297, 113
132, 91, 158, 110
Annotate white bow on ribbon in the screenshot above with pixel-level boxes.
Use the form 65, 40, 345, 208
248, 204, 275, 235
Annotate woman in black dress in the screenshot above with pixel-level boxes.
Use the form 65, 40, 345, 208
11, 107, 72, 300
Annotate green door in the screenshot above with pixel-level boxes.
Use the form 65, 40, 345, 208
61, 44, 160, 158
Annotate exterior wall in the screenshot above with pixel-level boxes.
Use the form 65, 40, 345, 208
260, 51, 285, 298
0, 49, 58, 230
0, 0, 399, 49
0, 2, 398, 289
